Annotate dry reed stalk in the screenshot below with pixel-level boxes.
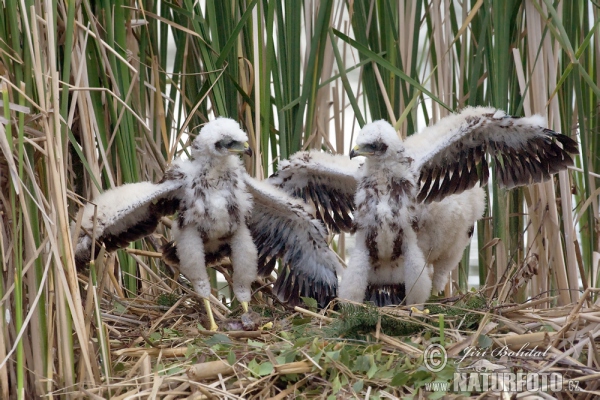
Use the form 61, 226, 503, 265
430, 0, 453, 117
377, 333, 422, 356
273, 360, 313, 375
495, 331, 557, 350
293, 306, 334, 323
113, 347, 189, 358
500, 296, 557, 313
525, 1, 574, 305
187, 360, 235, 381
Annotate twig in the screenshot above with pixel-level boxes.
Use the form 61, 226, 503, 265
125, 248, 163, 258
500, 296, 557, 313
293, 306, 333, 323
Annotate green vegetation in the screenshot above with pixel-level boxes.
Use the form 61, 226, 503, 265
0, 1, 598, 398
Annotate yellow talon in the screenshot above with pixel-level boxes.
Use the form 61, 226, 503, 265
241, 301, 249, 313
260, 322, 273, 330
203, 298, 218, 331
410, 306, 430, 315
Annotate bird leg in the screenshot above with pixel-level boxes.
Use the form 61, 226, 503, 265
338, 232, 371, 302
229, 225, 258, 314
203, 298, 218, 331
174, 225, 217, 329
402, 240, 433, 306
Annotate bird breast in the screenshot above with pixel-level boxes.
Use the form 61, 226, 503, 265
181, 168, 252, 241
355, 171, 417, 263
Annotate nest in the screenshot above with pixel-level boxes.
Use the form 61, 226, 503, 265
62, 256, 600, 399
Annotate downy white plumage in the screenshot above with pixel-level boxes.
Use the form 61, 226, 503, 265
74, 118, 340, 329
271, 106, 578, 306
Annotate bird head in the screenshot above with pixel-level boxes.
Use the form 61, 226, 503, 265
191, 118, 253, 159
350, 120, 403, 160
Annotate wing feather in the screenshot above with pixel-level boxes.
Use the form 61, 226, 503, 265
365, 284, 406, 307
406, 107, 578, 203
245, 177, 341, 307
268, 151, 360, 233
74, 179, 182, 267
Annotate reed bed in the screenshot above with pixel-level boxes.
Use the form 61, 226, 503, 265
0, 0, 598, 398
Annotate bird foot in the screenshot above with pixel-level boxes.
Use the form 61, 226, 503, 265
410, 306, 430, 316
203, 298, 219, 331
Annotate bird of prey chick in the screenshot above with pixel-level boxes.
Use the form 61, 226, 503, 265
74, 118, 339, 330
270, 107, 578, 306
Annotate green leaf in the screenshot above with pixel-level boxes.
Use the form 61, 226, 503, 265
113, 302, 127, 314
411, 369, 434, 388
292, 317, 312, 326
339, 347, 351, 367
294, 336, 311, 347
258, 362, 274, 376
367, 361, 379, 379
375, 368, 395, 380
204, 334, 232, 346
354, 355, 371, 372
352, 379, 364, 393
185, 346, 197, 359
283, 350, 298, 363
274, 356, 286, 366
341, 374, 349, 386
331, 375, 342, 394
301, 296, 318, 311
279, 331, 291, 341
227, 350, 236, 366
113, 363, 125, 373
161, 366, 185, 376
247, 339, 264, 348
149, 332, 161, 342
325, 350, 340, 361
435, 363, 456, 381
391, 371, 410, 387
427, 390, 448, 400
247, 359, 260, 376
477, 334, 493, 348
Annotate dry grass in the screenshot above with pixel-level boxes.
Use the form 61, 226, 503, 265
47, 270, 600, 398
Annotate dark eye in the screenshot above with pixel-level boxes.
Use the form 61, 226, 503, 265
216, 139, 234, 149
363, 144, 376, 151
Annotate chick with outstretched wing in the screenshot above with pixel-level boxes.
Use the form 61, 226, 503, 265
344, 107, 576, 305
74, 118, 340, 330
271, 107, 577, 306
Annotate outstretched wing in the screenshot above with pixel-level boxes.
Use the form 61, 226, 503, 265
406, 107, 578, 203
268, 151, 360, 233
73, 179, 182, 267
245, 177, 341, 307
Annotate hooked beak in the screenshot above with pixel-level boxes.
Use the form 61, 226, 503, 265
349, 144, 371, 159
229, 141, 253, 157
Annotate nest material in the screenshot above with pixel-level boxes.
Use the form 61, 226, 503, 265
69, 265, 600, 400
